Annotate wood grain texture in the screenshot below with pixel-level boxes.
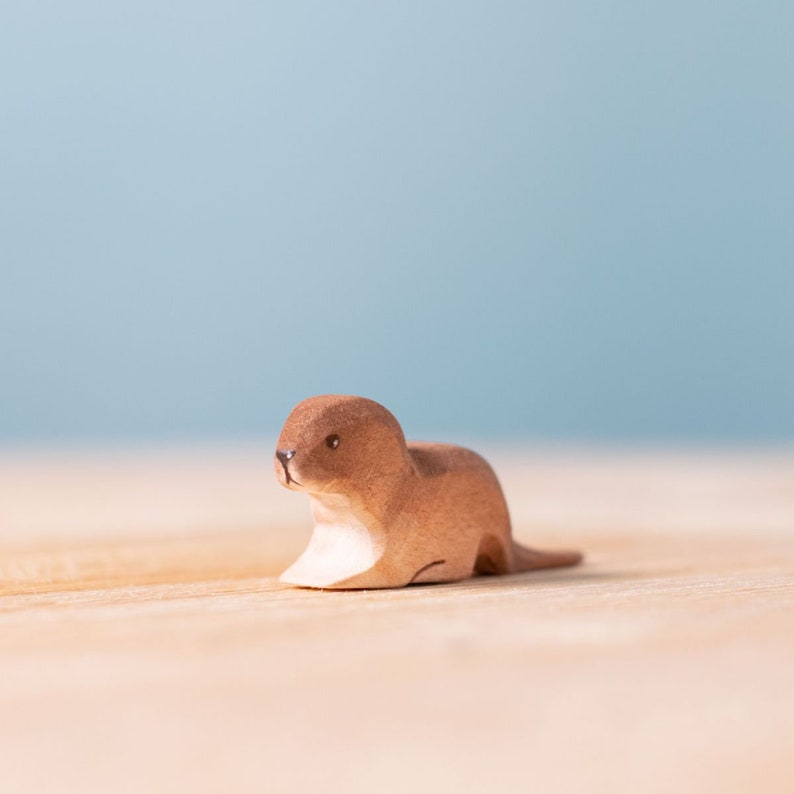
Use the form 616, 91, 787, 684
1, 446, 793, 793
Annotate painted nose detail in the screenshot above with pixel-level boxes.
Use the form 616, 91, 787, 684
276, 449, 296, 464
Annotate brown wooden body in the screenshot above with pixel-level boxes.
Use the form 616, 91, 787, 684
275, 395, 582, 589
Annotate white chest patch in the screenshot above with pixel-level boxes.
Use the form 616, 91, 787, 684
279, 495, 382, 588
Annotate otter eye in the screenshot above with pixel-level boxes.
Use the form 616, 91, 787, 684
325, 434, 340, 450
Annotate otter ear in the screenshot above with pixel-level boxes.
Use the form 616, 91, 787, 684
325, 434, 340, 450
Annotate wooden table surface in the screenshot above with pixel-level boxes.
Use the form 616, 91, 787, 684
1, 445, 793, 793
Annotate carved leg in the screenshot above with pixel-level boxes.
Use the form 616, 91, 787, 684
474, 533, 511, 575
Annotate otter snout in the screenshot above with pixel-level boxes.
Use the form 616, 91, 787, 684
276, 449, 295, 464
275, 447, 301, 487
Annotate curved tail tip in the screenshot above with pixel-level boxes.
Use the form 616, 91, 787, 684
551, 550, 584, 568
511, 544, 584, 573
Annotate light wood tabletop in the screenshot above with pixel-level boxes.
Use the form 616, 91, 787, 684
1, 445, 792, 793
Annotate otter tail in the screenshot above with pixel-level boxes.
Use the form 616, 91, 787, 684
510, 542, 583, 573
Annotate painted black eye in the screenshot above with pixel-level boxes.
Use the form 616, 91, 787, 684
325, 434, 340, 450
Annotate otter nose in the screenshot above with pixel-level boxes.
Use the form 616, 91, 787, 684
276, 448, 296, 464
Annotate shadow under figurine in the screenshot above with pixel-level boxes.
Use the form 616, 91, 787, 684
275, 395, 583, 590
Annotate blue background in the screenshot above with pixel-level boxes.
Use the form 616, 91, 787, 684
2, 1, 792, 443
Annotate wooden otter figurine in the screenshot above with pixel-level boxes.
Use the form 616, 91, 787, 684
275, 395, 582, 589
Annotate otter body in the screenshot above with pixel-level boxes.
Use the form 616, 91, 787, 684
274, 395, 582, 590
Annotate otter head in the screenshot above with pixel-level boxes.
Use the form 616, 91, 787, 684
274, 395, 410, 495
